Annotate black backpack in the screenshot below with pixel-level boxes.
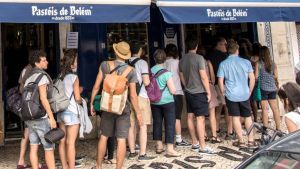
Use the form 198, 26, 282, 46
21, 71, 48, 121
128, 58, 143, 95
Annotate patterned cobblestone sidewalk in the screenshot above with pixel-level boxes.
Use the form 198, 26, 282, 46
0, 116, 287, 169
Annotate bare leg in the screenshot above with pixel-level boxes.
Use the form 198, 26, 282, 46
215, 105, 222, 132
175, 119, 182, 137
29, 145, 39, 169
127, 121, 136, 153
285, 117, 298, 133
116, 138, 126, 169
232, 116, 243, 142
251, 100, 258, 122
244, 116, 254, 142
66, 124, 80, 169
209, 108, 217, 137
96, 135, 108, 169
58, 123, 68, 169
261, 100, 269, 127
224, 106, 233, 134
187, 113, 198, 145
196, 116, 206, 149
139, 124, 147, 155
268, 99, 281, 130
18, 128, 29, 166
44, 150, 55, 169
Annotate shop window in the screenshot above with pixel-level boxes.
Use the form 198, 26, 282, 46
106, 23, 148, 60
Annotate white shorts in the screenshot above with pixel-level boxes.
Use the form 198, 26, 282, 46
285, 111, 300, 129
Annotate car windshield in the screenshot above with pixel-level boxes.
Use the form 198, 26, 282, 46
245, 151, 300, 169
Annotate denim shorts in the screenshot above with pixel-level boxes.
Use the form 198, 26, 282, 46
57, 111, 80, 126
25, 118, 54, 151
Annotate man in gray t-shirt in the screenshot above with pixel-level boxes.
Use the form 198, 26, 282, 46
179, 37, 215, 155
179, 52, 206, 94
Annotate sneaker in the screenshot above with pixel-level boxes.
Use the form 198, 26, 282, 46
175, 140, 192, 147
76, 156, 84, 163
198, 147, 217, 155
191, 144, 200, 152
75, 162, 83, 168
128, 152, 138, 159
138, 154, 156, 161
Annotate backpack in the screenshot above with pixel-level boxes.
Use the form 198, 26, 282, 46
6, 86, 22, 117
100, 61, 133, 115
128, 58, 143, 95
21, 72, 47, 121
48, 74, 71, 113
145, 69, 168, 103
6, 65, 33, 118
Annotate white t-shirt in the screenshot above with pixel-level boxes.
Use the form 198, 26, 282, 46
24, 72, 50, 118
164, 57, 184, 95
129, 56, 149, 98
63, 74, 79, 114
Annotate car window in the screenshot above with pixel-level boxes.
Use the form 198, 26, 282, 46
245, 151, 300, 169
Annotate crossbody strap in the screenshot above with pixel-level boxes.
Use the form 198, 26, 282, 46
154, 69, 168, 92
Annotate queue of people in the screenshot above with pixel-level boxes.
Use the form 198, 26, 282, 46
12, 35, 300, 169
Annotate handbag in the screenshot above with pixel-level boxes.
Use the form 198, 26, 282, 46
253, 64, 262, 101
93, 95, 101, 112
44, 128, 65, 144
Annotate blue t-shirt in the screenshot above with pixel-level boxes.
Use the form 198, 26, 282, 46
217, 55, 253, 102
151, 65, 174, 105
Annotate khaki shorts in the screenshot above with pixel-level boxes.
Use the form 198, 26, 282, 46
215, 85, 226, 105
130, 96, 152, 125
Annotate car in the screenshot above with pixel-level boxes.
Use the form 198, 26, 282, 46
236, 129, 300, 169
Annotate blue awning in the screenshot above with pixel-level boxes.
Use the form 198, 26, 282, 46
156, 0, 300, 23
0, 0, 150, 23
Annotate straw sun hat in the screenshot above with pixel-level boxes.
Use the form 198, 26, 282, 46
113, 41, 131, 60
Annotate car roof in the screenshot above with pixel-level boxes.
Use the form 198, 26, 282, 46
267, 130, 300, 154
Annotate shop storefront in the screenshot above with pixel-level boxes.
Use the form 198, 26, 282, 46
0, 0, 151, 145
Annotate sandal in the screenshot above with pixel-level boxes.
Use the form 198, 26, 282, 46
232, 141, 247, 148
210, 136, 222, 144
248, 141, 258, 148
103, 159, 116, 164
156, 149, 165, 154
165, 152, 181, 158
205, 136, 210, 142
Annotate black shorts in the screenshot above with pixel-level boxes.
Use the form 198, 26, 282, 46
225, 98, 252, 117
261, 90, 277, 100
174, 95, 183, 119
185, 92, 208, 117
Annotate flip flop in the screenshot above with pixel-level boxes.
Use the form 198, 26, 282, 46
155, 149, 165, 154
165, 153, 181, 158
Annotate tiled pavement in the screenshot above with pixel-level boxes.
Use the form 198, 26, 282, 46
0, 117, 287, 169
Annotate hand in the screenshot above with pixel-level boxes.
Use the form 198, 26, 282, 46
136, 113, 144, 126
90, 104, 96, 116
207, 92, 211, 103
49, 118, 57, 129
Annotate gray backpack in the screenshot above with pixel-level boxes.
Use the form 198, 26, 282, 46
48, 75, 71, 113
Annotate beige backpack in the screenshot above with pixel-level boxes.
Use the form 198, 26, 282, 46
100, 61, 132, 115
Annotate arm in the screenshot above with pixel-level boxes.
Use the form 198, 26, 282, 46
142, 74, 150, 86
179, 72, 186, 88
73, 77, 82, 104
273, 64, 279, 87
249, 72, 255, 95
90, 69, 103, 116
39, 84, 56, 129
129, 83, 143, 126
254, 62, 259, 80
166, 77, 176, 95
218, 77, 225, 96
199, 70, 211, 102
208, 61, 215, 84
